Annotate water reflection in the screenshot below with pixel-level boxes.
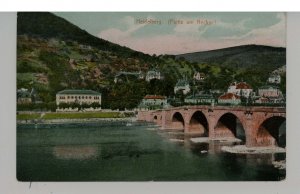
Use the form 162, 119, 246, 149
158, 128, 285, 170
53, 145, 98, 160
18, 123, 285, 181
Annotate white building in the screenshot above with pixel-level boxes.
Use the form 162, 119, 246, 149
184, 93, 215, 105
174, 79, 191, 95
267, 73, 281, 84
17, 88, 32, 104
56, 89, 101, 106
193, 72, 205, 81
256, 85, 285, 104
145, 69, 164, 82
227, 81, 253, 98
139, 95, 168, 110
258, 85, 283, 98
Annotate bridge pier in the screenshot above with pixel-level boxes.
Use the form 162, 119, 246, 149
208, 116, 216, 139
137, 106, 286, 148
244, 120, 259, 147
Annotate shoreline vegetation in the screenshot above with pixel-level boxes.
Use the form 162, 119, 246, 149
17, 111, 136, 124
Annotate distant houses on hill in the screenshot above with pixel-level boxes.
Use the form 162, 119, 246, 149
267, 73, 281, 84
217, 81, 285, 105
145, 69, 164, 82
227, 81, 253, 98
256, 85, 284, 104
114, 69, 164, 83
193, 72, 205, 81
114, 71, 144, 83
17, 88, 33, 104
174, 79, 191, 95
17, 65, 285, 112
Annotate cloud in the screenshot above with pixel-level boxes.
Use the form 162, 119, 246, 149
98, 13, 286, 55
99, 16, 146, 42
98, 15, 157, 47
220, 13, 286, 47
199, 18, 253, 39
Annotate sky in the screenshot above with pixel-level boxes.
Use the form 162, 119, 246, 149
55, 12, 286, 55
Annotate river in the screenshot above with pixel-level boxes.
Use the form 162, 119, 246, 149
17, 121, 285, 181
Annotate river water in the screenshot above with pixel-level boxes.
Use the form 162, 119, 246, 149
17, 121, 285, 181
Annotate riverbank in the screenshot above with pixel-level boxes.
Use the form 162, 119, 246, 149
17, 112, 137, 124
18, 117, 137, 124
221, 145, 286, 154
190, 137, 242, 144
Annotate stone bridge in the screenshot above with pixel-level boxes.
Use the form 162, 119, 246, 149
137, 105, 286, 147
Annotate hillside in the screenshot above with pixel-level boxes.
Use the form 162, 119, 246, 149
18, 12, 147, 59
17, 12, 179, 109
17, 12, 286, 110
176, 45, 286, 70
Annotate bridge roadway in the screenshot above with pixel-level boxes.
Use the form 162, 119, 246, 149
137, 105, 286, 147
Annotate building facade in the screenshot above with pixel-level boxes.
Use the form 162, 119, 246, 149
258, 85, 283, 98
218, 93, 241, 105
256, 85, 284, 104
145, 69, 164, 82
17, 88, 32, 104
267, 73, 281, 84
184, 93, 215, 105
193, 72, 205, 81
139, 95, 168, 110
174, 79, 191, 95
56, 89, 101, 106
227, 81, 253, 98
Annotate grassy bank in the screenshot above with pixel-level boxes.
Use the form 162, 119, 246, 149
43, 112, 122, 119
17, 113, 41, 120
17, 112, 127, 120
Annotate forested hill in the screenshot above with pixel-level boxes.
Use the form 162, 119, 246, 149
17, 12, 152, 59
176, 45, 286, 70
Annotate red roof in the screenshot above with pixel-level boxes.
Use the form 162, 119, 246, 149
236, 82, 252, 89
258, 97, 269, 103
219, 93, 240, 100
144, 95, 166, 100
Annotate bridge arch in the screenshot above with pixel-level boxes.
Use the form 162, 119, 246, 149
171, 112, 185, 130
214, 112, 246, 142
153, 115, 158, 121
256, 116, 286, 147
187, 111, 209, 136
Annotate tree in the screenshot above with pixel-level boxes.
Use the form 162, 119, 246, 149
47, 102, 57, 112
90, 102, 101, 109
58, 102, 69, 109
